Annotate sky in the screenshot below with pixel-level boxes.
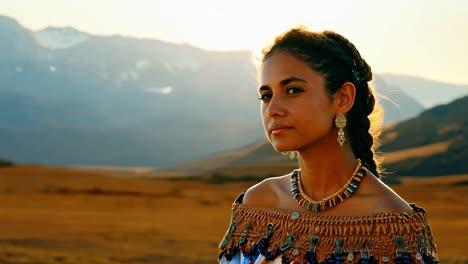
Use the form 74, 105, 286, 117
1, 0, 468, 85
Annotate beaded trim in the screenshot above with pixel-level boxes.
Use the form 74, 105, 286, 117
218, 202, 439, 263
291, 159, 368, 212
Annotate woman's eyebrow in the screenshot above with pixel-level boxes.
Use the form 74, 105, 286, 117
259, 76, 308, 92
280, 76, 308, 86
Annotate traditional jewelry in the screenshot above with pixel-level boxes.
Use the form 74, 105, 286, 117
352, 69, 362, 81
335, 112, 347, 146
281, 151, 296, 159
290, 159, 368, 212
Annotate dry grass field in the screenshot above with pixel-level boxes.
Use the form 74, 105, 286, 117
0, 165, 466, 263
382, 141, 450, 164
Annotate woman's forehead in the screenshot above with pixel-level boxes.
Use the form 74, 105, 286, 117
261, 52, 323, 87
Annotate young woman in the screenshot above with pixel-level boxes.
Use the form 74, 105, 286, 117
218, 27, 438, 264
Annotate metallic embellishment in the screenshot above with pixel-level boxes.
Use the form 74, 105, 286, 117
416, 252, 423, 261
308, 237, 320, 253
238, 221, 252, 246
282, 151, 297, 160
313, 203, 321, 212
268, 244, 275, 252
291, 212, 300, 220
382, 255, 390, 262
292, 248, 301, 256
347, 252, 355, 262
335, 112, 347, 146
395, 236, 407, 256
219, 221, 236, 250
266, 223, 274, 236
334, 238, 344, 255
279, 233, 295, 252
352, 69, 362, 81
219, 239, 227, 250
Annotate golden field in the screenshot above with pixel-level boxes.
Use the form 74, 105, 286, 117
0, 165, 467, 263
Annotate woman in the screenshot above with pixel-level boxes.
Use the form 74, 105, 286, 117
218, 27, 438, 264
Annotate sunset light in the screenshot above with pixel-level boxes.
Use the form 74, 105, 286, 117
2, 0, 468, 84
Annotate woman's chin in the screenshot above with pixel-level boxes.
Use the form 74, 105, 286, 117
271, 144, 297, 153
269, 137, 301, 152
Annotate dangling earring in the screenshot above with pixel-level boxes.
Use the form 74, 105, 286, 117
281, 151, 297, 159
335, 112, 347, 146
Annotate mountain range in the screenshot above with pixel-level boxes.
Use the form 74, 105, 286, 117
380, 95, 467, 175
0, 15, 467, 167
164, 96, 468, 179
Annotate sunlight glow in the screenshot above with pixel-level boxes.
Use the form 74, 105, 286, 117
146, 86, 173, 95
1, 0, 468, 84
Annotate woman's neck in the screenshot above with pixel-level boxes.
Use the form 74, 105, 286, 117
297, 138, 358, 201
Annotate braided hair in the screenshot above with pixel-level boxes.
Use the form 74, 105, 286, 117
261, 27, 382, 177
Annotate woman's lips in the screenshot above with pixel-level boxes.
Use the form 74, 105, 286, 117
271, 127, 292, 135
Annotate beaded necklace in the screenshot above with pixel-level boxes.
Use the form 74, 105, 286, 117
290, 159, 368, 212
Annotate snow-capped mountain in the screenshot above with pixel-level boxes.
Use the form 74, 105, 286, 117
1, 15, 466, 167
34, 27, 91, 50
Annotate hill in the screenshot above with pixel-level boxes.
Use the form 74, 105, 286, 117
163, 96, 468, 178
0, 158, 13, 167
380, 95, 468, 175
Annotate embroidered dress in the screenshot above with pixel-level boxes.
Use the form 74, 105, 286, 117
218, 194, 438, 264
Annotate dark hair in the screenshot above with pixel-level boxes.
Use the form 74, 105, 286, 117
261, 26, 382, 177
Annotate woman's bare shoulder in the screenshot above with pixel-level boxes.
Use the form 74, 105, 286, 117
363, 173, 412, 213
242, 174, 290, 207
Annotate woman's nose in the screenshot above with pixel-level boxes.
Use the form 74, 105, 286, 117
265, 95, 286, 117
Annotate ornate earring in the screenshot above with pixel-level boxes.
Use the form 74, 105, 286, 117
281, 151, 297, 159
335, 113, 347, 146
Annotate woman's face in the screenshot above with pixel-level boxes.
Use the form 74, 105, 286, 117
259, 52, 337, 152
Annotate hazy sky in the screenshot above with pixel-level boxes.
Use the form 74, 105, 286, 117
2, 0, 468, 84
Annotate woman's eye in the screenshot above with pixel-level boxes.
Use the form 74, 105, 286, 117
258, 93, 272, 101
287, 87, 303, 94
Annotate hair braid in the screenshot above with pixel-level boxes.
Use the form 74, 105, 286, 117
323, 31, 380, 176
348, 83, 379, 176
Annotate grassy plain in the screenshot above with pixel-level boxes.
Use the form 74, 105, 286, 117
0, 165, 466, 263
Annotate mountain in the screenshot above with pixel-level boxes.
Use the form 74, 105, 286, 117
380, 95, 468, 175
35, 27, 91, 50
373, 75, 425, 124
0, 16, 263, 166
0, 16, 45, 61
165, 96, 468, 177
380, 74, 468, 108
0, 15, 463, 167
0, 117, 262, 166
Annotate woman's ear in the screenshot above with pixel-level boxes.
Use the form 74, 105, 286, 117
334, 82, 356, 114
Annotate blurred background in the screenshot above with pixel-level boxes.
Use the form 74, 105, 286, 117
0, 0, 467, 263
